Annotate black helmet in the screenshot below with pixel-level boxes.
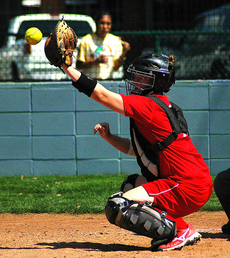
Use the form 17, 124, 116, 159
125, 53, 176, 95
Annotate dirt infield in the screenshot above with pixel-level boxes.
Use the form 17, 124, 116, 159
0, 211, 229, 258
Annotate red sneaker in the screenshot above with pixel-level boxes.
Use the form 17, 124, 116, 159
157, 224, 201, 251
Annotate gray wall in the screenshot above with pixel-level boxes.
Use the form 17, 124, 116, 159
0, 80, 229, 176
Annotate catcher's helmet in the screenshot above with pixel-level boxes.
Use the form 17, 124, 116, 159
126, 53, 176, 95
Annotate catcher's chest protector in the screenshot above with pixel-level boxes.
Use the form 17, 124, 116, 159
130, 96, 188, 180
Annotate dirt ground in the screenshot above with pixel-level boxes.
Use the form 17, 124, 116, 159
0, 211, 229, 258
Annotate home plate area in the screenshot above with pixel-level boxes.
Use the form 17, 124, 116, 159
0, 211, 229, 258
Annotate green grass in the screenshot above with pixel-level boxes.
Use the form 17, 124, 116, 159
0, 174, 221, 214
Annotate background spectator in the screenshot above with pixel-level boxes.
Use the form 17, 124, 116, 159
76, 11, 130, 80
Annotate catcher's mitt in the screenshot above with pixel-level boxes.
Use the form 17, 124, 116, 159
44, 18, 78, 68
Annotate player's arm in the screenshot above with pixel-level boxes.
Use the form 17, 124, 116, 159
94, 122, 136, 156
61, 64, 125, 115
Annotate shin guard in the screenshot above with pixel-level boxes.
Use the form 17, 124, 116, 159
105, 193, 176, 244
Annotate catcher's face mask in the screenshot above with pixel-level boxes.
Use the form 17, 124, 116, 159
125, 65, 155, 95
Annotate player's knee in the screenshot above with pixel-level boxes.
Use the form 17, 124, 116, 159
104, 192, 130, 224
120, 174, 139, 192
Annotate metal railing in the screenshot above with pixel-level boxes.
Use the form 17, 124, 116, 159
115, 30, 230, 80
1, 30, 230, 81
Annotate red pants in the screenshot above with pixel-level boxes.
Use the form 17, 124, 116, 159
143, 177, 213, 219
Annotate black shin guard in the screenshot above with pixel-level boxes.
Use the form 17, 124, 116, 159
105, 193, 176, 245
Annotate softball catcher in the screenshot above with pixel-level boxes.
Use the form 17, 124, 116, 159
44, 19, 213, 251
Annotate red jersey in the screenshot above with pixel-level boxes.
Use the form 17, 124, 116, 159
121, 94, 212, 188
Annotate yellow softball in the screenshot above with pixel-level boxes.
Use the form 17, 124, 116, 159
25, 27, 43, 45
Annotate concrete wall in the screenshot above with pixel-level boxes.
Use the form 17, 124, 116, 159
0, 80, 229, 176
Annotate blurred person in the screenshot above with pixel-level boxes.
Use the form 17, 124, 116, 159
59, 53, 213, 251
214, 167, 230, 234
76, 11, 130, 80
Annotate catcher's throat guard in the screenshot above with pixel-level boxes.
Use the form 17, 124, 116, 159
105, 193, 176, 246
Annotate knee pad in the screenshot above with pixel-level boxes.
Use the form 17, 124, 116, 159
120, 174, 139, 192
105, 193, 176, 243
105, 192, 129, 224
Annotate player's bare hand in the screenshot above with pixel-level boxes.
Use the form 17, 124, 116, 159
94, 122, 111, 139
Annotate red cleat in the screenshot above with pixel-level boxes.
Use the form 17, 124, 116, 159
157, 224, 201, 251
